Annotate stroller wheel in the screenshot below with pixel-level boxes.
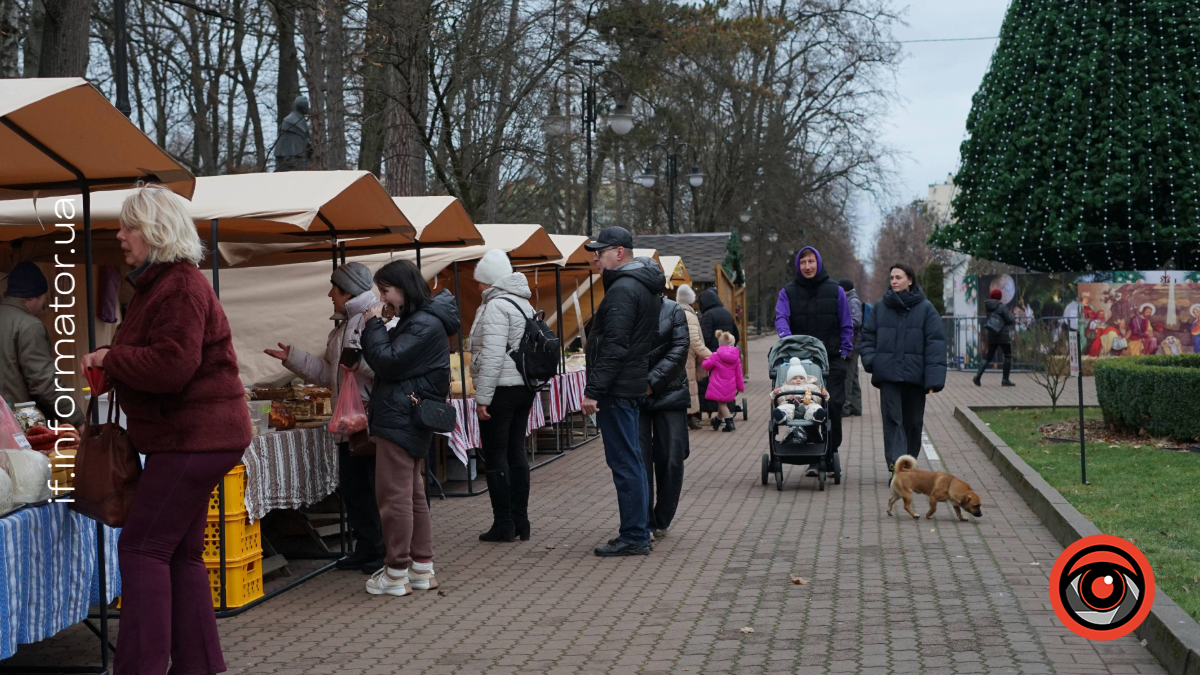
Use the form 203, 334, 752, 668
761, 453, 770, 486
742, 398, 749, 420
818, 470, 826, 491
832, 452, 842, 485
775, 464, 784, 491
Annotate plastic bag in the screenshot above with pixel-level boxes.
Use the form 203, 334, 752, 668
0, 395, 32, 451
327, 366, 368, 436
2, 449, 52, 504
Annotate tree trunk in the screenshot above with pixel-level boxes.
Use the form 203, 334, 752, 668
325, 0, 347, 169
382, 0, 428, 196
271, 0, 301, 138
0, 0, 19, 78
357, 0, 387, 174
299, 1, 327, 169
37, 0, 90, 77
22, 0, 44, 77
232, 0, 266, 170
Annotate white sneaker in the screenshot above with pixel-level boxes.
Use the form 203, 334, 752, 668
409, 561, 438, 591
366, 566, 411, 596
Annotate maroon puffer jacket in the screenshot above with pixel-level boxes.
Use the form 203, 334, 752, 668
104, 261, 251, 454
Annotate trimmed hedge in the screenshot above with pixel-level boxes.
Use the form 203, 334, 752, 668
1094, 355, 1200, 442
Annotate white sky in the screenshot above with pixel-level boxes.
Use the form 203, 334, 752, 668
855, 0, 1013, 260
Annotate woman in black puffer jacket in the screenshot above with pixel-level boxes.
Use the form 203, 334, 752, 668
641, 294, 691, 535
360, 260, 461, 598
860, 263, 947, 476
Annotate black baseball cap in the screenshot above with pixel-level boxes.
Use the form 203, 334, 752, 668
584, 225, 635, 252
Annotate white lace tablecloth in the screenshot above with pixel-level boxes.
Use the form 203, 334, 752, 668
241, 427, 338, 523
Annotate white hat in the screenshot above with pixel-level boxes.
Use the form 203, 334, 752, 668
676, 283, 696, 306
473, 248, 513, 286
786, 357, 807, 381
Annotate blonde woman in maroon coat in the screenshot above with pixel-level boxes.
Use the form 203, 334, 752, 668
82, 185, 251, 675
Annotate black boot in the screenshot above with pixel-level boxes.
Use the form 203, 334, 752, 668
509, 466, 531, 541
1001, 355, 1015, 386
480, 470, 516, 542
972, 362, 985, 386
723, 417, 736, 432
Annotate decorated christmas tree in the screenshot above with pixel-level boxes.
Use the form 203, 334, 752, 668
930, 1, 1200, 271
722, 229, 746, 286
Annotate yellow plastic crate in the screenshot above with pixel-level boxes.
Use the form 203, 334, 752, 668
205, 554, 263, 608
202, 513, 262, 561
207, 464, 248, 517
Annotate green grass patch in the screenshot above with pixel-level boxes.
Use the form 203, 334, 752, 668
977, 406, 1200, 621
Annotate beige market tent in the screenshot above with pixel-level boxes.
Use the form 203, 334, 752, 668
0, 171, 416, 268
0, 78, 194, 200
660, 255, 692, 289
209, 223, 562, 386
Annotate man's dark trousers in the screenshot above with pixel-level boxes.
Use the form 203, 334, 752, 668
338, 442, 384, 555
842, 351, 862, 416
639, 410, 688, 531
597, 397, 651, 545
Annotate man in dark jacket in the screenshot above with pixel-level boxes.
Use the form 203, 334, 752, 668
774, 246, 854, 468
698, 288, 739, 352
974, 288, 1017, 386
859, 265, 947, 470
583, 227, 663, 557
641, 292, 691, 538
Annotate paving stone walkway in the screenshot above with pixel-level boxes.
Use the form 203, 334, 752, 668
12, 338, 1166, 674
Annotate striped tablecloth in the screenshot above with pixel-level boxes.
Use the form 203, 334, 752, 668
447, 395, 546, 466
547, 370, 588, 423
242, 427, 339, 523
0, 502, 121, 660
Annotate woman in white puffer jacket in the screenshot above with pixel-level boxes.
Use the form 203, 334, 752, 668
468, 249, 537, 542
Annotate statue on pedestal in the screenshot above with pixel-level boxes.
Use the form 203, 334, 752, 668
274, 96, 313, 172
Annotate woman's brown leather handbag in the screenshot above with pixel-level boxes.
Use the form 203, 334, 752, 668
70, 391, 141, 527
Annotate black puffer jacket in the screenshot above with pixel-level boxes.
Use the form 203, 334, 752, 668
585, 258, 664, 400
860, 284, 947, 392
362, 290, 461, 458
644, 299, 691, 412
698, 288, 739, 352
983, 298, 1016, 345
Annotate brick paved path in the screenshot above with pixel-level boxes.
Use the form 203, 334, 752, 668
12, 339, 1165, 674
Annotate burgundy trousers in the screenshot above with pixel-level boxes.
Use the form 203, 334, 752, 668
114, 450, 244, 675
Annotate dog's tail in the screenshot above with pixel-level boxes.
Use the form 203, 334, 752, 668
894, 455, 918, 473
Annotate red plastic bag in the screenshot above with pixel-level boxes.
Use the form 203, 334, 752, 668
85, 366, 110, 397
327, 366, 368, 436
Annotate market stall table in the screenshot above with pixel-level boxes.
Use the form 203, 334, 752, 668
241, 426, 339, 524
0, 502, 120, 664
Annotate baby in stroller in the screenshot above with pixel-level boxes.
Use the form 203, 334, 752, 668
771, 357, 829, 425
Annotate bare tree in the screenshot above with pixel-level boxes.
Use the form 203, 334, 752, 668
38, 0, 90, 76
1014, 321, 1071, 410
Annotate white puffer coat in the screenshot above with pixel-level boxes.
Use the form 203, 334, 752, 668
283, 290, 379, 440
468, 272, 536, 406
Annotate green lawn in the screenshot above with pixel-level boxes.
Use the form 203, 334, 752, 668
977, 407, 1200, 621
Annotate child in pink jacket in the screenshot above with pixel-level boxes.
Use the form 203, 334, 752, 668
702, 330, 744, 432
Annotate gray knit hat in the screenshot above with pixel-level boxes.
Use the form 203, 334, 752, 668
331, 262, 373, 296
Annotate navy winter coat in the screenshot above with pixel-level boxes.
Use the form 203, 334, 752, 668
644, 299, 691, 412
860, 285, 947, 392
585, 258, 664, 400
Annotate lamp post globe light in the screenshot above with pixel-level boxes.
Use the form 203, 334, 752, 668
541, 61, 634, 237
636, 139, 703, 234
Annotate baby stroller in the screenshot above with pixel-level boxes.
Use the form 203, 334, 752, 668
762, 335, 842, 491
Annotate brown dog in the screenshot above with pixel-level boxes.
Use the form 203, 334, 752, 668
887, 455, 983, 521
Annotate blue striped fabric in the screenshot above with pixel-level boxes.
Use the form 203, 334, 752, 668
0, 502, 121, 660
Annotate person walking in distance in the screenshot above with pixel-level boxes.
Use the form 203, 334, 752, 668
839, 278, 864, 417
468, 249, 539, 542
859, 263, 947, 476
974, 289, 1016, 387
775, 247, 854, 476
697, 287, 740, 353
641, 279, 691, 539
581, 227, 662, 557
674, 284, 712, 430
265, 262, 386, 573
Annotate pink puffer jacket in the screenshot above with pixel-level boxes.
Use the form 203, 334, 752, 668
701, 346, 744, 402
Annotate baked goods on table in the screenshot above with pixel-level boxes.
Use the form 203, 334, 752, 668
269, 402, 296, 431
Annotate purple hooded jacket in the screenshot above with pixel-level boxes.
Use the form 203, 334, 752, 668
774, 246, 854, 357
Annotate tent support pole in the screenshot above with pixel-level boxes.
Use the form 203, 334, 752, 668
210, 219, 219, 298
450, 262, 482, 495
84, 184, 111, 674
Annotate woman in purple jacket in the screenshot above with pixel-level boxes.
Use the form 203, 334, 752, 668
774, 246, 854, 473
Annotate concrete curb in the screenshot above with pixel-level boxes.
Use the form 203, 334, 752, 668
954, 405, 1200, 675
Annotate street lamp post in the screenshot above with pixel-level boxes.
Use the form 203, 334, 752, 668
114, 0, 131, 117
740, 214, 777, 332
541, 61, 634, 238
634, 140, 704, 234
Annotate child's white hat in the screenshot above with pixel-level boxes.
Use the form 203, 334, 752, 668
786, 357, 808, 381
